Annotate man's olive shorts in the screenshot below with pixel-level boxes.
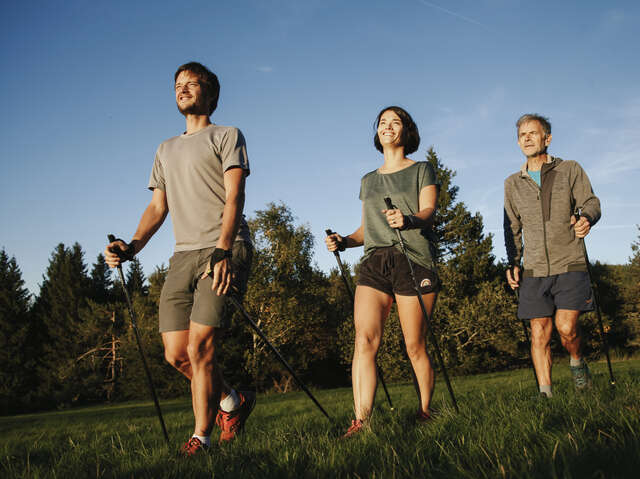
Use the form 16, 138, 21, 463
159, 241, 253, 332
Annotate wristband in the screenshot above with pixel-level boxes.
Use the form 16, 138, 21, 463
209, 248, 232, 270
399, 215, 419, 231
337, 236, 347, 252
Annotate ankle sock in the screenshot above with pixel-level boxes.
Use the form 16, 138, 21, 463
192, 434, 210, 447
220, 389, 241, 412
570, 357, 584, 367
539, 385, 552, 397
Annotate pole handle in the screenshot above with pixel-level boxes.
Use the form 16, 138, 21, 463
384, 197, 394, 210
107, 234, 126, 265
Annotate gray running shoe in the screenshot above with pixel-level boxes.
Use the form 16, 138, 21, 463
570, 361, 593, 390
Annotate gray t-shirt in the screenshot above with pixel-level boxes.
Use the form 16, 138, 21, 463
359, 161, 438, 270
148, 124, 251, 251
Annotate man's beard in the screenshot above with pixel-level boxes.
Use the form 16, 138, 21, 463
177, 97, 209, 116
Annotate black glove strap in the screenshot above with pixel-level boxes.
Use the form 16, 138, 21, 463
112, 238, 135, 262
399, 215, 419, 231
209, 248, 232, 270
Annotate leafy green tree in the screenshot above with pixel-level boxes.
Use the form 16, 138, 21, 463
619, 227, 640, 350
239, 202, 346, 391
0, 250, 36, 414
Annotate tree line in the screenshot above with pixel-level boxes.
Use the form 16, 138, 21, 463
2, 149, 638, 415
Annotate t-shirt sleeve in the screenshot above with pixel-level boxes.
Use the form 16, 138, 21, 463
147, 149, 165, 191
219, 128, 250, 176
418, 162, 437, 189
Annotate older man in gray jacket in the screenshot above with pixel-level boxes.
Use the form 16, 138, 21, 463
504, 113, 601, 398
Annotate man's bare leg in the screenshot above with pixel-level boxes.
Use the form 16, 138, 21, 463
530, 317, 553, 394
555, 309, 582, 360
556, 309, 592, 389
187, 322, 230, 437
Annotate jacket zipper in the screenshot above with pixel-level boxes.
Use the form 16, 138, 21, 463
539, 188, 550, 276
525, 174, 551, 276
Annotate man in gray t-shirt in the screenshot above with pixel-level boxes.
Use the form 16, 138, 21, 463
105, 62, 255, 454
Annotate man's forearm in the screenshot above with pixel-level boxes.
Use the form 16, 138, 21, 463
216, 191, 245, 251
131, 202, 168, 254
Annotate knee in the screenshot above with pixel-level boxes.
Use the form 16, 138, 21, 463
404, 340, 427, 362
164, 348, 189, 371
354, 333, 380, 356
556, 323, 578, 341
187, 339, 216, 366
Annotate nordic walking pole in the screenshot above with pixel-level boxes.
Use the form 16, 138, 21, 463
574, 213, 616, 386
325, 229, 395, 410
107, 235, 170, 445
226, 290, 332, 420
513, 285, 539, 389
384, 198, 459, 413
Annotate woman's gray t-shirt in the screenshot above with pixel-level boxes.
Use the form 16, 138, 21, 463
359, 161, 438, 270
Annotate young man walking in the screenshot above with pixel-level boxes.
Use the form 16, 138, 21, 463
504, 113, 601, 398
105, 62, 255, 454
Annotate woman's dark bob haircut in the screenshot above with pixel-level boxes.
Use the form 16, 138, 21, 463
373, 106, 420, 155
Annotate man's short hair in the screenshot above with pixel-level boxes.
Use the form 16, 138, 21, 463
373, 106, 421, 155
516, 114, 551, 137
174, 62, 220, 116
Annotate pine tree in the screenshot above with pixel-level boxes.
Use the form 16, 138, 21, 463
125, 258, 148, 296
31, 243, 91, 406
90, 253, 112, 304
0, 250, 36, 413
426, 147, 497, 297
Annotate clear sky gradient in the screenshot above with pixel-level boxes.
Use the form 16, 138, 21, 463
1, 0, 638, 296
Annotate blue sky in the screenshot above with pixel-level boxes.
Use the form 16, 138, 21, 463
1, 0, 638, 295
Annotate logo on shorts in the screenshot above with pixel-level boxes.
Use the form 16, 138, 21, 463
420, 278, 431, 288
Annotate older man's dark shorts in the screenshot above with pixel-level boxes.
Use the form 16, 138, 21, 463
159, 241, 253, 332
357, 246, 439, 297
517, 271, 594, 319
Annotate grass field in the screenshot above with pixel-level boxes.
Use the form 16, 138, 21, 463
1, 359, 638, 478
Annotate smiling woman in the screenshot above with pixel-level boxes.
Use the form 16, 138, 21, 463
325, 105, 441, 437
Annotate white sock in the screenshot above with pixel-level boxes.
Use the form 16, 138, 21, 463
192, 434, 210, 447
539, 384, 552, 397
220, 389, 241, 412
570, 357, 583, 367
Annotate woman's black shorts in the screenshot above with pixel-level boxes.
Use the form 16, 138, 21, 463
357, 246, 439, 297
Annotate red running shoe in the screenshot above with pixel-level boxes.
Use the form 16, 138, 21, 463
416, 409, 433, 423
218, 391, 256, 443
341, 419, 365, 439
180, 436, 208, 456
